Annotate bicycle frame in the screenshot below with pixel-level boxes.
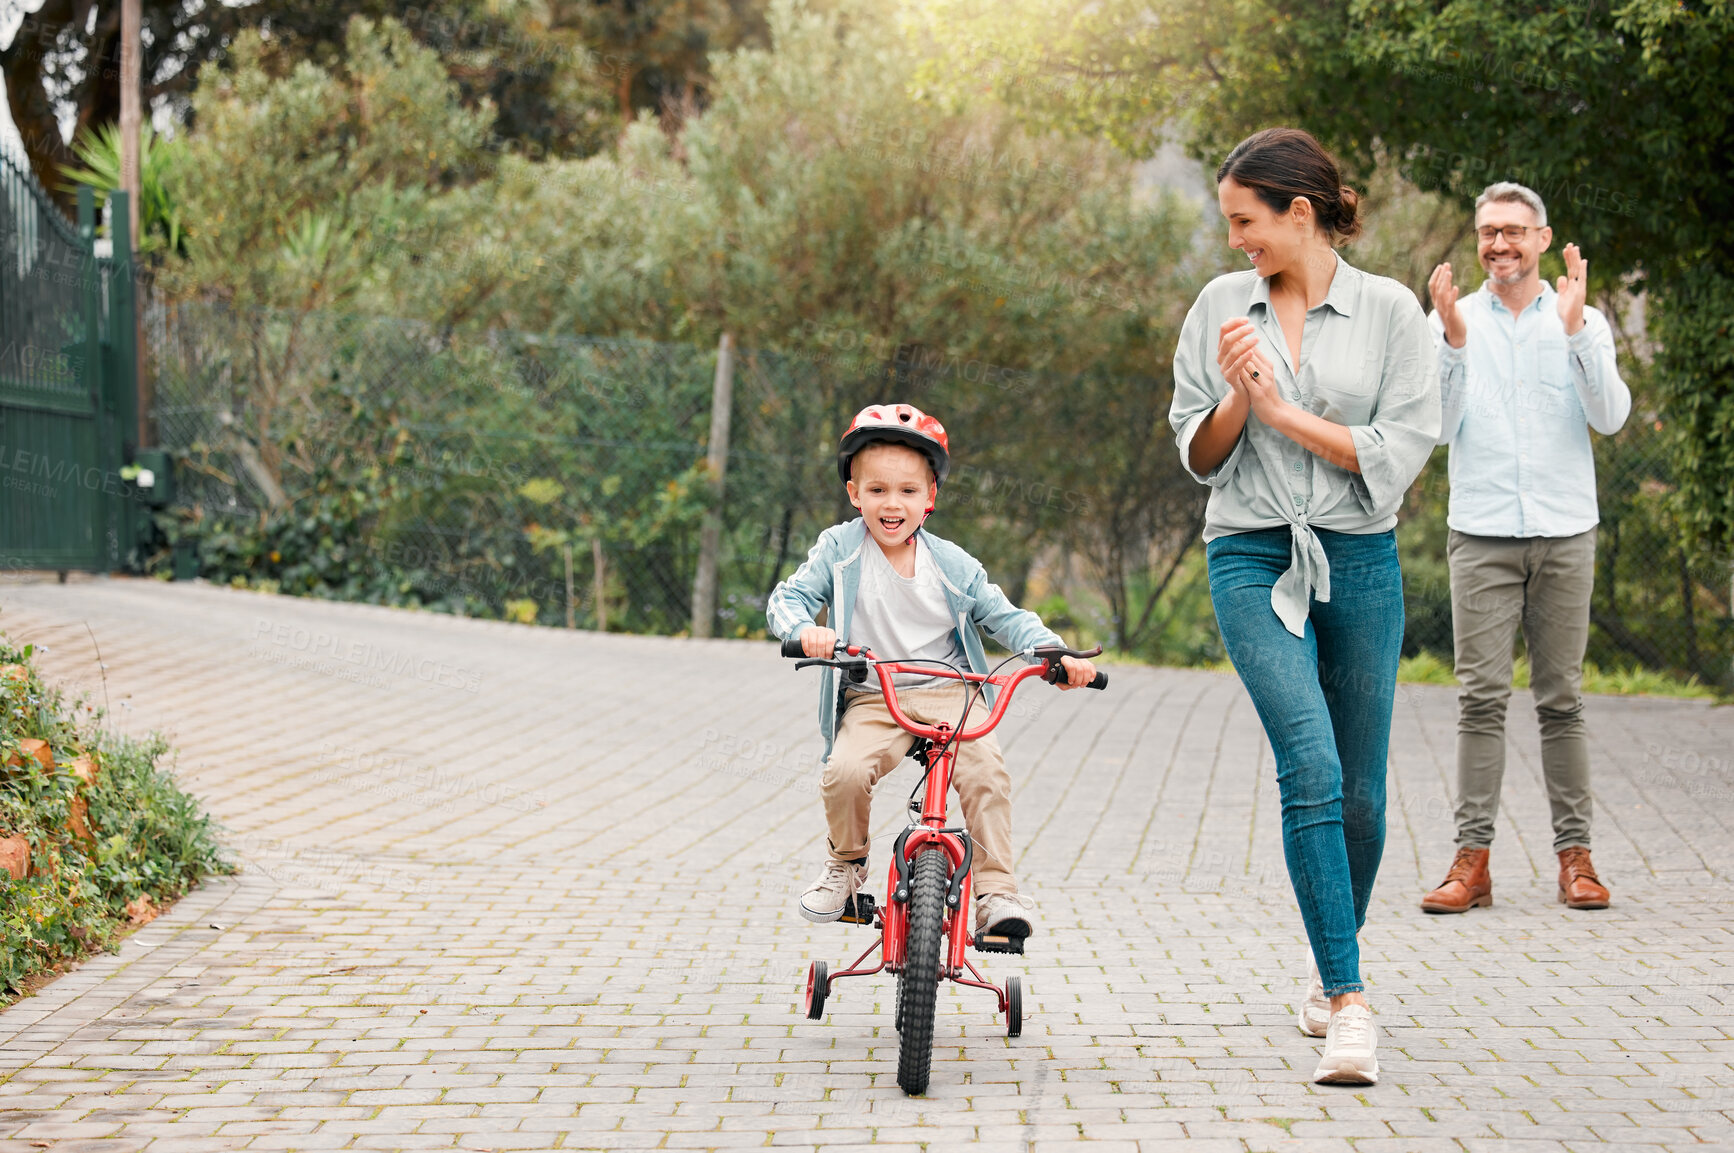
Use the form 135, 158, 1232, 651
821, 648, 1057, 1009
791, 636, 1104, 1090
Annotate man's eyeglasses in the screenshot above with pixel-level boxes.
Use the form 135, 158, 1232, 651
1477, 225, 1533, 244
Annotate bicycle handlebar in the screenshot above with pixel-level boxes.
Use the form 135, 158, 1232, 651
1033, 644, 1109, 690
778, 636, 1107, 689
780, 637, 1107, 744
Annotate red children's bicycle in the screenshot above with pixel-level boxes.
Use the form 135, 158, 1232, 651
782, 637, 1107, 1095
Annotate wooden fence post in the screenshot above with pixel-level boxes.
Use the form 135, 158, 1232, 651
691, 332, 735, 638
563, 542, 576, 629
592, 537, 608, 633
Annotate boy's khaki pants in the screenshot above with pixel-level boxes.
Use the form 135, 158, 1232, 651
822, 683, 1018, 897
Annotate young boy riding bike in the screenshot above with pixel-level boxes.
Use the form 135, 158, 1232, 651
767, 402, 1098, 946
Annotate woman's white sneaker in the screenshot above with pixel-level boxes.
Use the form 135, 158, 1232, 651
799, 860, 868, 923
1297, 949, 1330, 1037
1313, 1004, 1378, 1084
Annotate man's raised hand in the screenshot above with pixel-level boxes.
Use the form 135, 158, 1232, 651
1555, 243, 1588, 336
1429, 262, 1466, 349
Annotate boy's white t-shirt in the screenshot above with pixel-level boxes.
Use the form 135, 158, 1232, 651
850, 537, 968, 692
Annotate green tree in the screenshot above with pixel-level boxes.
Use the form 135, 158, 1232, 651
663, 0, 1214, 645
151, 0, 1223, 648
164, 17, 495, 313
909, 0, 1734, 559
1, 0, 622, 216
1, 0, 241, 205
156, 17, 497, 514
573, 0, 770, 122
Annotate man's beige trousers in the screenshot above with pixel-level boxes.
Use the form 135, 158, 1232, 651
1449, 528, 1597, 851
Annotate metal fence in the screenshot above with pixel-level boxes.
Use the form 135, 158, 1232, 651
144, 302, 1732, 689
0, 153, 141, 572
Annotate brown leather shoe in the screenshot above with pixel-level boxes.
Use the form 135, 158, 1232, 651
1557, 847, 1610, 909
1420, 847, 1492, 913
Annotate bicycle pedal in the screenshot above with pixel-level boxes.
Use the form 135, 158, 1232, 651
973, 930, 1024, 955
838, 893, 877, 925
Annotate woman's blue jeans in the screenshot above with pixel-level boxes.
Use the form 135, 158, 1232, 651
1206, 527, 1404, 996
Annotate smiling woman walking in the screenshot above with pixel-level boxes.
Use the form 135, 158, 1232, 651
1168, 127, 1440, 1085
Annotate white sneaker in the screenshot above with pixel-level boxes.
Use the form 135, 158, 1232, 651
1313, 1003, 1378, 1084
975, 892, 1036, 938
799, 860, 868, 923
1298, 949, 1330, 1037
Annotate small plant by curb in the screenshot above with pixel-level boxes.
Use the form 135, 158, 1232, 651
1, 636, 229, 1004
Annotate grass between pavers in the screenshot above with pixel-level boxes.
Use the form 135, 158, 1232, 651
0, 634, 229, 1005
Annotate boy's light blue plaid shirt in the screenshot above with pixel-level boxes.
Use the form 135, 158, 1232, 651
766, 519, 1061, 760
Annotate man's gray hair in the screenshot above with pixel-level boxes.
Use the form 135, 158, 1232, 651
1476, 182, 1548, 226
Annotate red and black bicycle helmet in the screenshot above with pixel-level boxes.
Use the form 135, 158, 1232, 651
837, 403, 951, 488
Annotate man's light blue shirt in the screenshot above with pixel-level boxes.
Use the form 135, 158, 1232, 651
1430, 281, 1631, 538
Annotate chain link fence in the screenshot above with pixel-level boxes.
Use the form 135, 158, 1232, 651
144, 302, 1732, 689
1396, 432, 1733, 689
146, 303, 902, 635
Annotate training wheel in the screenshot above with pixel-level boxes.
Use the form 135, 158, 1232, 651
1006, 976, 1022, 1038
803, 961, 829, 1020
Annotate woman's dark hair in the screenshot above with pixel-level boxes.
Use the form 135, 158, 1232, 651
1215, 127, 1362, 244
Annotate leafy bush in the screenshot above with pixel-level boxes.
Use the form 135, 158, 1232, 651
58, 121, 188, 257
0, 639, 227, 1002
1651, 266, 1734, 561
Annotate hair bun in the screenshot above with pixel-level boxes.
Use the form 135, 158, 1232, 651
1215, 128, 1364, 245
1334, 186, 1363, 243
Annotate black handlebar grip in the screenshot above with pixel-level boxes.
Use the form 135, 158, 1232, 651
780, 635, 806, 658
1089, 671, 1109, 690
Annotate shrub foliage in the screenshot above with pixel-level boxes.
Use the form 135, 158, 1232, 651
0, 639, 227, 1001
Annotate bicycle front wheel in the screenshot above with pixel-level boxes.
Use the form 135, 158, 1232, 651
896, 845, 949, 1095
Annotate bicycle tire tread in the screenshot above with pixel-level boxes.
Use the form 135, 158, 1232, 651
897, 846, 949, 1095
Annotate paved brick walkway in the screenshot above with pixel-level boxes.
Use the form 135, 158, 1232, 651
1, 574, 1730, 1152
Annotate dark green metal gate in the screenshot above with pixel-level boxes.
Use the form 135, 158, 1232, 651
0, 150, 139, 571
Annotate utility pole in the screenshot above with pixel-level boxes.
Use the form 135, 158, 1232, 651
690, 332, 735, 638
119, 0, 147, 444
119, 0, 141, 246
